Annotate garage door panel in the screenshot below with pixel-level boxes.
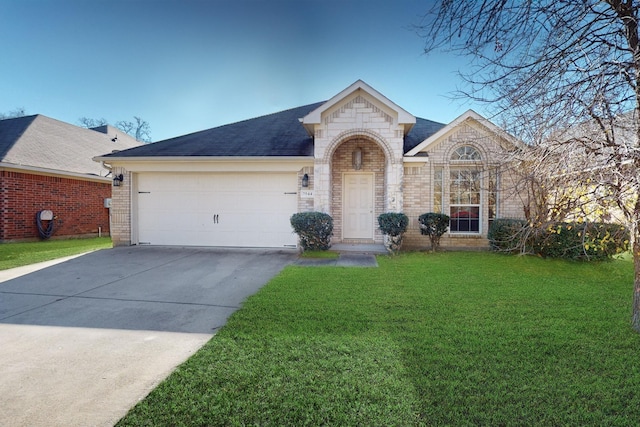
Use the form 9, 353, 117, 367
136, 173, 298, 247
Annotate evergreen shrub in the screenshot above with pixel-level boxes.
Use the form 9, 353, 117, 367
290, 212, 334, 251
418, 212, 450, 251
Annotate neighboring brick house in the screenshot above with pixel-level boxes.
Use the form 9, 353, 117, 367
0, 115, 140, 242
96, 80, 525, 249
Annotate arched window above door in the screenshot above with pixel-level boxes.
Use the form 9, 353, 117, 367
451, 145, 481, 161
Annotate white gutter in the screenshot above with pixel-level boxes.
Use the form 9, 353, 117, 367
92, 155, 313, 162
0, 162, 111, 183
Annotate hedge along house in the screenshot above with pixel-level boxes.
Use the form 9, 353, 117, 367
0, 115, 141, 242
95, 80, 525, 249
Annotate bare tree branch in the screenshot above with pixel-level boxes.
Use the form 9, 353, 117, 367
418, 0, 640, 331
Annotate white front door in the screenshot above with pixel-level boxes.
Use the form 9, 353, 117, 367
343, 173, 374, 239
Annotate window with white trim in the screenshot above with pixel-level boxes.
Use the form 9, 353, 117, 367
452, 145, 482, 161
449, 145, 482, 233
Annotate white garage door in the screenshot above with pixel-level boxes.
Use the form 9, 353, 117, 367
136, 172, 298, 247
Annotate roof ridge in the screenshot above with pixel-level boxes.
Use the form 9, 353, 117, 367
209, 101, 327, 129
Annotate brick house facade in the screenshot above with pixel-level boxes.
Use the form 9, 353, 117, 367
0, 115, 140, 242
99, 80, 525, 250
0, 171, 112, 241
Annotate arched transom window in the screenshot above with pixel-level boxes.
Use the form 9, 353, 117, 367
451, 145, 481, 161
449, 145, 482, 233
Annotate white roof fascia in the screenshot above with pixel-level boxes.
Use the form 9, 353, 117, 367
0, 162, 111, 183
92, 156, 313, 163
403, 156, 429, 164
92, 157, 315, 173
405, 109, 520, 157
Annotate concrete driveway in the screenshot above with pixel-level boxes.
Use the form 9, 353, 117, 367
0, 246, 296, 426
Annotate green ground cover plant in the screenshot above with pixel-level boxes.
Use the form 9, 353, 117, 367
118, 252, 640, 426
0, 237, 112, 270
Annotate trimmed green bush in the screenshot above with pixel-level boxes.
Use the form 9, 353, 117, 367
531, 222, 629, 261
378, 213, 409, 254
290, 212, 334, 251
418, 212, 450, 251
377, 213, 409, 236
488, 218, 629, 261
488, 218, 528, 253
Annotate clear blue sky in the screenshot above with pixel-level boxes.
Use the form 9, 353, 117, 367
1, 0, 481, 142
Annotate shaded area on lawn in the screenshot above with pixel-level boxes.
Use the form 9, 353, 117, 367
117, 252, 640, 426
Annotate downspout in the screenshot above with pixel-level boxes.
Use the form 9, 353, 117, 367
101, 161, 113, 238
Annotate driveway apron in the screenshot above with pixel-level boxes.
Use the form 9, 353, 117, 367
0, 246, 296, 426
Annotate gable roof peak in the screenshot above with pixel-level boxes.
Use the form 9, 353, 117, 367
404, 109, 520, 157
301, 80, 416, 135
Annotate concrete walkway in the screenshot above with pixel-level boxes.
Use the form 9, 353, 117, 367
294, 252, 379, 267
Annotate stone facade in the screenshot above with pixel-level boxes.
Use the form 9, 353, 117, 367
330, 138, 386, 243
0, 170, 111, 241
109, 167, 132, 246
106, 81, 526, 250
294, 83, 526, 250
402, 123, 524, 250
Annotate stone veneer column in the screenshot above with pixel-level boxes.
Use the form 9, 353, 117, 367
387, 160, 404, 213
313, 160, 331, 214
110, 167, 132, 246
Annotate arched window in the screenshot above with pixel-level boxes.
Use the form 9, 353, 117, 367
449, 145, 482, 232
451, 145, 481, 161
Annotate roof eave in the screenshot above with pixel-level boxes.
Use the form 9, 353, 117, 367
93, 155, 313, 163
405, 110, 522, 157
0, 162, 110, 182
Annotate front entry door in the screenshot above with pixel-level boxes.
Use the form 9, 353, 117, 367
343, 173, 374, 239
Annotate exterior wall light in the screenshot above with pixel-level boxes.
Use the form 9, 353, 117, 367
301, 173, 309, 188
352, 147, 363, 170
113, 173, 124, 187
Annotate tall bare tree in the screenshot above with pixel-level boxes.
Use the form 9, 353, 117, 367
418, 1, 640, 331
0, 107, 27, 119
77, 117, 108, 128
115, 116, 151, 143
78, 115, 152, 143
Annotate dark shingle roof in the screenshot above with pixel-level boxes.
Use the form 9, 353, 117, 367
102, 102, 325, 158
100, 102, 446, 159
404, 117, 447, 153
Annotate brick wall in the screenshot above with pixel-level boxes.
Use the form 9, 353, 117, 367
401, 124, 527, 250
297, 166, 314, 213
0, 170, 111, 242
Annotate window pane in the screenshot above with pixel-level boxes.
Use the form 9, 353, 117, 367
450, 206, 480, 232
452, 145, 481, 161
434, 167, 443, 213
450, 169, 480, 205
488, 169, 498, 220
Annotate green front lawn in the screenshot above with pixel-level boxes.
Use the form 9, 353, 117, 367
118, 252, 640, 426
0, 237, 112, 270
